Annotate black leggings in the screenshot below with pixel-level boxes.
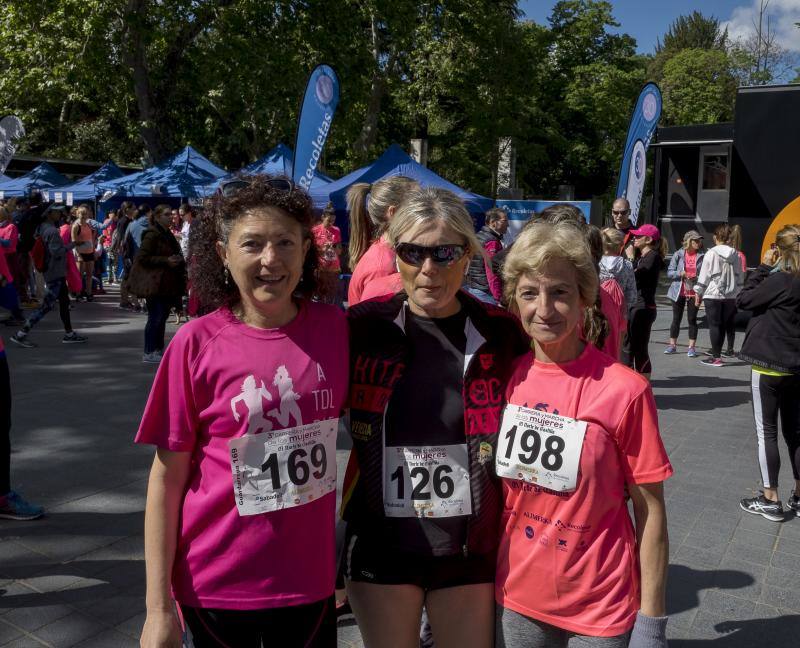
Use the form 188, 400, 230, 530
0, 355, 10, 495
751, 371, 800, 489
670, 296, 699, 341
180, 595, 336, 648
623, 306, 657, 374
704, 299, 737, 359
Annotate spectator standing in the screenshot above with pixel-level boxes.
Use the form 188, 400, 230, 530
126, 204, 186, 363
311, 204, 342, 304
464, 207, 509, 304
13, 196, 45, 305
0, 206, 24, 325
665, 230, 705, 357
611, 197, 635, 258
600, 227, 637, 312
737, 225, 800, 521
346, 175, 418, 305
724, 224, 747, 357
71, 205, 97, 301
694, 224, 744, 367
9, 206, 88, 348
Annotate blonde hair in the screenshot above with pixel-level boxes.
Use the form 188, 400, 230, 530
776, 224, 800, 277
728, 224, 743, 251
347, 175, 418, 267
503, 221, 603, 346
386, 187, 482, 256
601, 227, 624, 255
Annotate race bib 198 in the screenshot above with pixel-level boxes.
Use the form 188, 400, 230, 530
383, 444, 472, 518
496, 405, 587, 492
228, 418, 338, 516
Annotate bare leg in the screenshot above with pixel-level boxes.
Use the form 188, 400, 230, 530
425, 583, 494, 648
346, 580, 425, 648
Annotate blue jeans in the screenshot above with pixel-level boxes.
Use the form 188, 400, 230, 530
463, 285, 497, 305
23, 279, 71, 333
144, 296, 171, 353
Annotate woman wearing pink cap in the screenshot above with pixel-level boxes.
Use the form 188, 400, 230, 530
623, 224, 664, 378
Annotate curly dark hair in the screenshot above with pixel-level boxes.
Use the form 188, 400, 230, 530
188, 174, 320, 313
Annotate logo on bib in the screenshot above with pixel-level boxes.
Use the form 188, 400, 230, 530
478, 442, 493, 465
524, 526, 535, 539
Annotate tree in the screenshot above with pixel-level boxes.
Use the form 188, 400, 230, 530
661, 48, 736, 125
649, 11, 727, 80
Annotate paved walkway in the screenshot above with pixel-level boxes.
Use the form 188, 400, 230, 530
0, 287, 799, 646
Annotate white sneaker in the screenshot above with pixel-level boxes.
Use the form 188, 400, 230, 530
142, 352, 161, 364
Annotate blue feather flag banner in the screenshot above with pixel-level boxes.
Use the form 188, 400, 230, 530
292, 65, 340, 190
615, 83, 662, 224
0, 116, 25, 175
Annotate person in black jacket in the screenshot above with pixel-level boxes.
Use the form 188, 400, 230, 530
464, 207, 508, 304
342, 187, 528, 648
738, 224, 800, 522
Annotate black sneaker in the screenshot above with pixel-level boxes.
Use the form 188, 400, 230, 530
62, 332, 88, 344
740, 494, 784, 522
722, 349, 737, 358
9, 333, 35, 349
788, 493, 800, 518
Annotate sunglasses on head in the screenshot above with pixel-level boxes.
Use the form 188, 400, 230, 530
395, 242, 467, 267
219, 177, 294, 197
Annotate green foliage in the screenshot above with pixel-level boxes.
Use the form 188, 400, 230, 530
649, 11, 727, 81
661, 49, 736, 125
0, 0, 658, 199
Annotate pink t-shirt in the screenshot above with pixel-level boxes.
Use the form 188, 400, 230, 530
496, 344, 673, 637
135, 302, 349, 610
680, 251, 698, 298
359, 272, 403, 302
348, 237, 396, 306
0, 222, 18, 254
311, 224, 342, 272
599, 279, 625, 361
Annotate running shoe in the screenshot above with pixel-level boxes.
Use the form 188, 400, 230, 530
740, 494, 784, 522
0, 490, 44, 520
62, 332, 88, 344
663, 345, 677, 354
722, 349, 737, 358
142, 351, 161, 364
9, 333, 35, 349
687, 347, 698, 358
700, 358, 724, 367
788, 493, 800, 517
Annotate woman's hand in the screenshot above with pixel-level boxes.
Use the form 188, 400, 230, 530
762, 248, 780, 266
140, 609, 182, 648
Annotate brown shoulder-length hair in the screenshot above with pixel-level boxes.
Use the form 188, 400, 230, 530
189, 175, 320, 313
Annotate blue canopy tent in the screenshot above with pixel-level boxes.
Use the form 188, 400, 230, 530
309, 144, 493, 218
98, 146, 226, 201
0, 163, 69, 198
44, 161, 125, 204
201, 143, 332, 195
0, 174, 9, 182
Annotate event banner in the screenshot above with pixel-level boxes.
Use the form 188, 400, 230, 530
495, 199, 591, 245
0, 116, 25, 175
615, 83, 662, 224
292, 65, 340, 190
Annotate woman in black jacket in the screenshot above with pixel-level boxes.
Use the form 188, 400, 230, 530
738, 224, 800, 522
128, 204, 186, 363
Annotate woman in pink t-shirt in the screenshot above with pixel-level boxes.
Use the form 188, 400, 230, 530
346, 175, 418, 306
137, 176, 348, 647
311, 204, 343, 304
495, 221, 672, 648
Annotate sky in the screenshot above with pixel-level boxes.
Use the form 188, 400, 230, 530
518, 0, 800, 54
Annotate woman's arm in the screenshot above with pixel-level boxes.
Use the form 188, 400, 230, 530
629, 481, 668, 617
666, 250, 682, 281
140, 448, 191, 648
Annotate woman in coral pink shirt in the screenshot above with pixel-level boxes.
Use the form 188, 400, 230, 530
137, 176, 348, 647
495, 221, 672, 648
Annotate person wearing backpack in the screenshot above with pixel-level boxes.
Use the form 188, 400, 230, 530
9, 206, 88, 348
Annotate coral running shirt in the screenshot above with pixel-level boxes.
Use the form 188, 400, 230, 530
135, 302, 348, 610
496, 344, 672, 637
348, 237, 396, 306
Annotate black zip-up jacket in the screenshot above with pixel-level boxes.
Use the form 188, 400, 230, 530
342, 290, 529, 556
737, 264, 800, 374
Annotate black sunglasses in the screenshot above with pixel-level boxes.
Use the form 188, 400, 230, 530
611, 209, 630, 216
395, 242, 467, 267
219, 177, 294, 197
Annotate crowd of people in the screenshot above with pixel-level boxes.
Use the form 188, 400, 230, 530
0, 174, 797, 648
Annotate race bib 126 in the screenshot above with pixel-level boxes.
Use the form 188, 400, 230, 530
496, 405, 586, 492
383, 444, 472, 518
228, 418, 338, 516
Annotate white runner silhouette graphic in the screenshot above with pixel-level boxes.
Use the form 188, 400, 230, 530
230, 375, 273, 435
267, 365, 303, 427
